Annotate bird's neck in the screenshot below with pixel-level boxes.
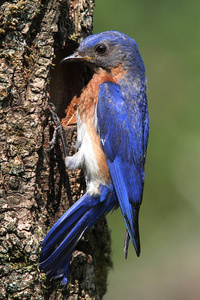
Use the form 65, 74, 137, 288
109, 65, 145, 98
120, 71, 145, 98
109, 63, 128, 82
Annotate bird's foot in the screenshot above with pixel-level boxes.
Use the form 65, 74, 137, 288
47, 103, 69, 157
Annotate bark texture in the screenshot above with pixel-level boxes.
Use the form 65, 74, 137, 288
0, 1, 112, 299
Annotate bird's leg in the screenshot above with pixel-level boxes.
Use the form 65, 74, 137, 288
48, 103, 69, 157
46, 125, 60, 151
48, 103, 83, 171
124, 230, 130, 259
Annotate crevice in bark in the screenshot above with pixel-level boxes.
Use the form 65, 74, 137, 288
49, 50, 93, 119
26, 0, 50, 47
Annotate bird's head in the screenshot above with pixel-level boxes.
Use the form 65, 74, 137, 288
61, 31, 145, 76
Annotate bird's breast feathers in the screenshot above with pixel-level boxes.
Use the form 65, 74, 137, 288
74, 65, 140, 195
76, 69, 116, 194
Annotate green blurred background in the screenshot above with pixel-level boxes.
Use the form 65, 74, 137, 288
94, 0, 200, 299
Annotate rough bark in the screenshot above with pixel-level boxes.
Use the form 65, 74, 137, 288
0, 1, 112, 299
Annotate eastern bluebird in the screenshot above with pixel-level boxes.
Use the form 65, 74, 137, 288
39, 30, 149, 285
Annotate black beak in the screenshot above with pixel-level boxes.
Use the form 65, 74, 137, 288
60, 52, 94, 64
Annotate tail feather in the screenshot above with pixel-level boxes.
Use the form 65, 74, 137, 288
39, 184, 116, 283
40, 197, 91, 261
46, 253, 72, 286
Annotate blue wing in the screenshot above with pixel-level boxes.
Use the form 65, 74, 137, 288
39, 184, 117, 285
97, 81, 149, 256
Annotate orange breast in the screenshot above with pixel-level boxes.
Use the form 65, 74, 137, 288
78, 69, 117, 184
62, 66, 126, 184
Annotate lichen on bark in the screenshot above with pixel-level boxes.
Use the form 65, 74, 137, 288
0, 0, 112, 299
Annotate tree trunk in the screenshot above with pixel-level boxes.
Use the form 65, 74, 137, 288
0, 1, 112, 299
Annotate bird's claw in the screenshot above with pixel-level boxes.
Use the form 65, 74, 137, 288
47, 103, 69, 157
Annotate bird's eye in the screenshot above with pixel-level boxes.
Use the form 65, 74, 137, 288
95, 44, 107, 55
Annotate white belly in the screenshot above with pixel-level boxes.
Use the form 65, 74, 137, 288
76, 111, 102, 195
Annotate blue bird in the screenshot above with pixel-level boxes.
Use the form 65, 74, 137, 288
39, 30, 149, 285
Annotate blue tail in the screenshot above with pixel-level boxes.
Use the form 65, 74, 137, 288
39, 184, 117, 285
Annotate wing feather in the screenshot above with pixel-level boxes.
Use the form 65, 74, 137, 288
97, 81, 149, 255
